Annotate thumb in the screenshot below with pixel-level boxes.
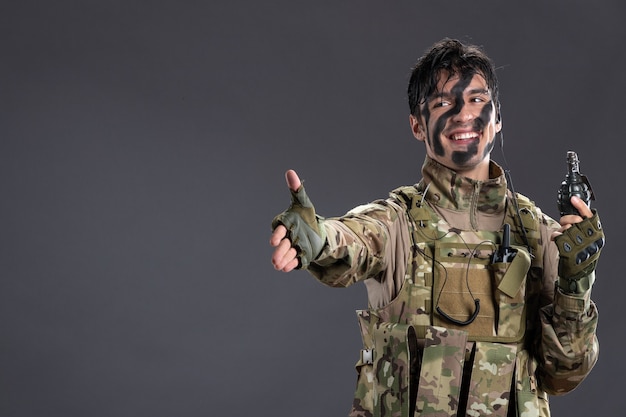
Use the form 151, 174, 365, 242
285, 169, 302, 192
570, 195, 593, 219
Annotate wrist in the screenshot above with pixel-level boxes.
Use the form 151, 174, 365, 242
554, 280, 593, 314
558, 269, 595, 295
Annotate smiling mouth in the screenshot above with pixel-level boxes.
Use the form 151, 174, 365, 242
449, 132, 480, 141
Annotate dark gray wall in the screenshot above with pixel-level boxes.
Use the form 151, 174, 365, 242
2, 1, 624, 416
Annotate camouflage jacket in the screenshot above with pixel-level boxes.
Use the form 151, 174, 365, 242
306, 157, 599, 416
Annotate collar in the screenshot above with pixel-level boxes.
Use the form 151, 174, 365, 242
416, 156, 508, 214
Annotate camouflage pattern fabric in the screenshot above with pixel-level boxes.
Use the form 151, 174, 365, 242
466, 342, 517, 417
490, 246, 531, 340
352, 311, 418, 417
304, 157, 599, 417
515, 350, 550, 416
415, 326, 467, 416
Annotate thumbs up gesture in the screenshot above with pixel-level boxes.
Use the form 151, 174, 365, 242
270, 170, 326, 272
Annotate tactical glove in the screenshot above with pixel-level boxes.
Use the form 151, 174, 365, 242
554, 209, 605, 293
271, 184, 326, 269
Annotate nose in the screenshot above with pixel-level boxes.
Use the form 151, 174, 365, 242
451, 102, 474, 123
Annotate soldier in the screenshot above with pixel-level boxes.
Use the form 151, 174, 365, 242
270, 38, 604, 417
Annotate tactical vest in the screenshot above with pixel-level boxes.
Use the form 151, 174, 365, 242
349, 186, 551, 417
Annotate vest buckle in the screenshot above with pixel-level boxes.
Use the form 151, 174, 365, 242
361, 349, 373, 365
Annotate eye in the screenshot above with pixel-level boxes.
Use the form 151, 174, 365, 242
432, 99, 451, 108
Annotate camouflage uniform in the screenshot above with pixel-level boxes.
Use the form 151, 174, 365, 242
306, 157, 599, 417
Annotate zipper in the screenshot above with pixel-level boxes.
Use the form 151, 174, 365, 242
470, 181, 480, 230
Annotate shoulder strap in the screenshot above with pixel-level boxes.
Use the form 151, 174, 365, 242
506, 192, 542, 262
391, 185, 434, 227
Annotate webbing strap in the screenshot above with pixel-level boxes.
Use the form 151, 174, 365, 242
415, 326, 467, 416
466, 341, 517, 417
370, 322, 416, 417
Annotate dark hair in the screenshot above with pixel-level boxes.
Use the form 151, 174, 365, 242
407, 38, 500, 117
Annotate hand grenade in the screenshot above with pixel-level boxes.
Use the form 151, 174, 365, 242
557, 151, 594, 216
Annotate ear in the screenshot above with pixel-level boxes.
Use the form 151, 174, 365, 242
495, 103, 502, 132
409, 114, 426, 142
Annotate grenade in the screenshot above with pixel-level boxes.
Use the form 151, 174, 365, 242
557, 150, 594, 216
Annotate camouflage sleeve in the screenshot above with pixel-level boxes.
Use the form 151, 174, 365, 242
535, 212, 600, 395
305, 197, 411, 294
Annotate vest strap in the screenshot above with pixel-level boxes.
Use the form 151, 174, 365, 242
466, 341, 517, 417
415, 326, 468, 416
369, 322, 418, 416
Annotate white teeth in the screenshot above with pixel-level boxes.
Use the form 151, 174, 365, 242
450, 132, 478, 140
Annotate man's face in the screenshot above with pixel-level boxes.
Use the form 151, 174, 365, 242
410, 71, 501, 180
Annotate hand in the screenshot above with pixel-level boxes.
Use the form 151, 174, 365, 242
270, 170, 303, 272
551, 196, 593, 241
551, 195, 604, 289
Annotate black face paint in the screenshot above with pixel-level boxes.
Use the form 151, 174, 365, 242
432, 74, 473, 157
452, 103, 493, 165
479, 104, 496, 159
482, 136, 496, 160
451, 143, 478, 165
420, 102, 434, 152
423, 71, 496, 166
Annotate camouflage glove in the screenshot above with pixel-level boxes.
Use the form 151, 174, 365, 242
554, 209, 605, 293
271, 184, 326, 269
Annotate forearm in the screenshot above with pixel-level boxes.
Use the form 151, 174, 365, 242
307, 217, 388, 287
306, 200, 407, 288
525, 215, 600, 394
537, 274, 599, 395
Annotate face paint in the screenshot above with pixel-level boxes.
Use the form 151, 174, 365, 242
478, 102, 496, 159
433, 74, 473, 158
451, 103, 493, 165
452, 141, 479, 165
416, 71, 500, 180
